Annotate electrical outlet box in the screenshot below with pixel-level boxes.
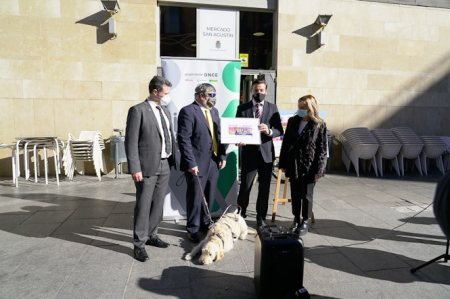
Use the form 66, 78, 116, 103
109, 18, 116, 35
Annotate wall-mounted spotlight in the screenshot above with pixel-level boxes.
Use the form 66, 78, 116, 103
314, 14, 332, 47
101, 0, 121, 16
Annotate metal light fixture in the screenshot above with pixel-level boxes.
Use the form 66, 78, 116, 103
253, 32, 265, 37
314, 14, 332, 47
101, 0, 121, 16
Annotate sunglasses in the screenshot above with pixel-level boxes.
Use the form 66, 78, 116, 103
207, 93, 216, 98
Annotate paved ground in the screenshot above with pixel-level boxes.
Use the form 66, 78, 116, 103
0, 167, 449, 299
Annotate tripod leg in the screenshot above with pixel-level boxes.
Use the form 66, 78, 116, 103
410, 239, 449, 273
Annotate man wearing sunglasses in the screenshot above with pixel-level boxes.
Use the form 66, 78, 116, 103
177, 83, 227, 243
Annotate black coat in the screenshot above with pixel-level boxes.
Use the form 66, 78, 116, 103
278, 115, 328, 182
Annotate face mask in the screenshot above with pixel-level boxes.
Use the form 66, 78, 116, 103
253, 93, 266, 103
206, 96, 216, 109
160, 95, 171, 106
297, 109, 308, 118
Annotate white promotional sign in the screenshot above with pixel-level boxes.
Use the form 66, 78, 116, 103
197, 8, 237, 59
161, 57, 241, 221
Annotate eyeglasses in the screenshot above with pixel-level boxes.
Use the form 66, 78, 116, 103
207, 93, 216, 98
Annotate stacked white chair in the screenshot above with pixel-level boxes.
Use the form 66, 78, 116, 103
0, 143, 16, 183
391, 127, 424, 175
371, 129, 402, 176
420, 136, 447, 175
440, 136, 450, 172
63, 131, 107, 181
339, 127, 379, 177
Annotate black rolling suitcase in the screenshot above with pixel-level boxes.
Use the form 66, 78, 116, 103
254, 225, 305, 299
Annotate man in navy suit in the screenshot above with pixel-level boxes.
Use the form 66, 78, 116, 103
177, 83, 227, 243
125, 75, 177, 262
236, 78, 283, 227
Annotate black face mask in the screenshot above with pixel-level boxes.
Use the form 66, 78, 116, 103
253, 93, 266, 103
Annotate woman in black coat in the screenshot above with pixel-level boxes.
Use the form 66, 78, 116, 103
279, 95, 328, 236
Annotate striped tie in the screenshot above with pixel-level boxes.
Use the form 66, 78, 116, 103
156, 106, 171, 155
255, 103, 261, 119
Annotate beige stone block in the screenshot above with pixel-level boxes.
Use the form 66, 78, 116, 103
384, 23, 412, 39
0, 59, 42, 80
34, 99, 55, 136
292, 49, 323, 68
409, 55, 439, 73
139, 82, 149, 100
0, 99, 15, 140
321, 34, 340, 52
42, 61, 82, 81
426, 8, 450, 27
21, 35, 62, 57
323, 52, 354, 68
23, 80, 63, 99
380, 90, 411, 107
320, 104, 344, 133
63, 81, 102, 100
424, 41, 450, 56
117, 21, 156, 42
278, 48, 293, 67
339, 35, 370, 53
370, 3, 400, 23
14, 98, 35, 137
102, 81, 140, 101
354, 53, 382, 70
72, 100, 94, 133
102, 41, 141, 62
382, 55, 410, 71
0, 35, 23, 56
54, 99, 74, 138
356, 105, 379, 129
0, 0, 19, 15
82, 62, 121, 82
336, 18, 368, 37
398, 6, 427, 25
308, 67, 339, 89
367, 21, 385, 38
118, 3, 155, 23
383, 105, 415, 129
337, 70, 367, 89
439, 26, 450, 42
19, 0, 60, 17
277, 69, 308, 88
408, 92, 433, 108
411, 25, 439, 42
0, 15, 41, 36
138, 41, 157, 65
367, 74, 397, 90
369, 38, 397, 54
0, 79, 23, 98
411, 107, 440, 135
61, 0, 103, 19
322, 88, 352, 105
352, 89, 380, 106
278, 13, 295, 32
334, 0, 370, 21
397, 40, 424, 56
112, 100, 133, 130
396, 74, 426, 92
92, 100, 112, 135
40, 18, 81, 39
121, 63, 157, 83
370, 105, 387, 129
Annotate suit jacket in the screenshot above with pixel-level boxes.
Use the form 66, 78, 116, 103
278, 115, 327, 181
235, 101, 283, 163
177, 101, 226, 174
125, 100, 177, 176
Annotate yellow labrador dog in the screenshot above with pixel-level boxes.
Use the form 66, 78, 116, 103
185, 212, 256, 264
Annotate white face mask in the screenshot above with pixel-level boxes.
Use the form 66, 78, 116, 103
160, 95, 171, 106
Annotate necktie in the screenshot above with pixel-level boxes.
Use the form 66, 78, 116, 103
255, 103, 261, 119
205, 109, 218, 156
156, 106, 171, 155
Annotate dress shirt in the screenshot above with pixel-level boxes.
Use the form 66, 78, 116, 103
147, 99, 172, 159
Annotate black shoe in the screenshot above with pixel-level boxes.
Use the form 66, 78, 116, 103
299, 221, 308, 236
199, 223, 210, 232
257, 218, 267, 227
289, 220, 300, 233
187, 232, 200, 243
134, 247, 149, 262
146, 236, 170, 248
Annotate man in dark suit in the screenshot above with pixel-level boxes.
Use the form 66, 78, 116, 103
236, 78, 283, 227
125, 75, 177, 262
177, 83, 227, 243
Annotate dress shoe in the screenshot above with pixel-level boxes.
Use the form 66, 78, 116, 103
289, 220, 300, 233
133, 247, 149, 262
257, 218, 267, 227
146, 236, 170, 248
299, 221, 308, 236
187, 232, 200, 243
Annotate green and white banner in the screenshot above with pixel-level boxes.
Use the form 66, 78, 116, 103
161, 57, 241, 220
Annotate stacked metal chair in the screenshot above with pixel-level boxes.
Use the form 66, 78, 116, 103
440, 136, 450, 172
371, 129, 402, 176
391, 127, 424, 175
63, 131, 107, 181
339, 127, 379, 177
420, 136, 447, 175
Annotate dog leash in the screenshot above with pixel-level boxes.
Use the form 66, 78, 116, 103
195, 174, 214, 228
